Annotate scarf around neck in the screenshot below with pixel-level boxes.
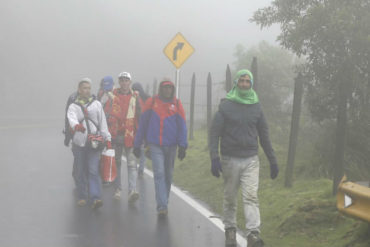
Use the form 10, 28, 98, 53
226, 69, 259, 105
76, 96, 93, 105
226, 87, 259, 105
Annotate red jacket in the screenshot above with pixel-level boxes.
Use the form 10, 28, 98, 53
134, 95, 187, 148
97, 91, 115, 135
108, 88, 140, 147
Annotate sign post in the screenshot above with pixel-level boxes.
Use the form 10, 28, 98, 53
163, 32, 195, 98
175, 69, 180, 98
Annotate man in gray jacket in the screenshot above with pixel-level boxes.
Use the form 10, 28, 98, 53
209, 69, 279, 247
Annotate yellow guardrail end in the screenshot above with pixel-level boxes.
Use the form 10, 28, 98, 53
336, 175, 370, 223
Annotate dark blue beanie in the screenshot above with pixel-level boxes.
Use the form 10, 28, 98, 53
102, 76, 114, 91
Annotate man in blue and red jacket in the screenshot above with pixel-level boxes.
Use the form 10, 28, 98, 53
133, 78, 187, 216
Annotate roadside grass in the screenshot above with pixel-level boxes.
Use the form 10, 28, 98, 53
171, 130, 370, 247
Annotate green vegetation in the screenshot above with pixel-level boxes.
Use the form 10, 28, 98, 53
173, 2, 370, 241
175, 2, 370, 245
172, 130, 370, 247
252, 0, 370, 182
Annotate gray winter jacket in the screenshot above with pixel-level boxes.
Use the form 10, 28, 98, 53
209, 99, 277, 166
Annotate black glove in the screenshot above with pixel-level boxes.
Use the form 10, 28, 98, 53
211, 157, 222, 178
270, 163, 279, 179
178, 146, 186, 161
133, 147, 141, 159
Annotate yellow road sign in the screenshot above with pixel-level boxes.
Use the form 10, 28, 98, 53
163, 32, 195, 69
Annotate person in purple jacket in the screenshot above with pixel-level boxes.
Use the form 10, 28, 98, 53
133, 78, 187, 217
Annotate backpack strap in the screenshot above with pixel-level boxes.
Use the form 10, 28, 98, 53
75, 99, 100, 135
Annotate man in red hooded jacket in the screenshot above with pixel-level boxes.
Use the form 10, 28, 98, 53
133, 78, 187, 216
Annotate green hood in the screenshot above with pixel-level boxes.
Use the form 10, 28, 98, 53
226, 69, 259, 105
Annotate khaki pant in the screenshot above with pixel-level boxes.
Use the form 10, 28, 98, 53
114, 145, 137, 193
221, 155, 261, 237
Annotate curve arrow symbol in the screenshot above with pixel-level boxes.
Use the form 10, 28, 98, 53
173, 42, 184, 61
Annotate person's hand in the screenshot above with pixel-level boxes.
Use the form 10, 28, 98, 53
74, 124, 86, 133
64, 137, 70, 147
178, 146, 186, 161
270, 163, 279, 179
106, 141, 112, 149
133, 147, 141, 158
211, 158, 222, 178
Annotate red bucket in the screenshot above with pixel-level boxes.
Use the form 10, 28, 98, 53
100, 149, 117, 183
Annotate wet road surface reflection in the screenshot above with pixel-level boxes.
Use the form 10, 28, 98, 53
0, 123, 225, 247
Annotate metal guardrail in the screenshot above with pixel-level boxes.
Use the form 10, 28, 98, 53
337, 175, 370, 223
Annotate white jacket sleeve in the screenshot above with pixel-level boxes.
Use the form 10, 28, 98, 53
67, 104, 80, 130
97, 102, 111, 142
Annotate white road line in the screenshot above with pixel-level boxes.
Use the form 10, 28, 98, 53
123, 156, 247, 246
140, 165, 247, 246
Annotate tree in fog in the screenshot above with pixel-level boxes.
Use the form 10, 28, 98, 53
252, 0, 370, 180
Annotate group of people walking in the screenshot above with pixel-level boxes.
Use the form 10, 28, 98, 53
63, 69, 279, 247
64, 72, 188, 216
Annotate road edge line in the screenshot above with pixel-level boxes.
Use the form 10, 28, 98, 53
143, 167, 247, 247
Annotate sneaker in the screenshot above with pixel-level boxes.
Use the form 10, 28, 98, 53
157, 209, 168, 217
102, 181, 111, 187
91, 199, 103, 209
225, 227, 237, 247
247, 231, 264, 247
113, 189, 121, 200
77, 199, 87, 207
128, 190, 139, 203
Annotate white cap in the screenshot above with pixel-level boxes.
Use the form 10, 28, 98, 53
79, 77, 92, 84
118, 72, 131, 80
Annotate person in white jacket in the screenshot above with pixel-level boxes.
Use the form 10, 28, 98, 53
67, 78, 112, 209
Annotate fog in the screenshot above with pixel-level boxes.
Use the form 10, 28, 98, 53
0, 0, 279, 119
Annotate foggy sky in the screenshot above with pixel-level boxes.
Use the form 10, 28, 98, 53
0, 0, 279, 118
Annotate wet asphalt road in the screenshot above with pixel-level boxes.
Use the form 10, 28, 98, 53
0, 120, 225, 247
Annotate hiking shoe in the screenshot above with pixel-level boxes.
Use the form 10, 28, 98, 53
113, 189, 121, 200
77, 199, 87, 207
91, 199, 103, 209
247, 231, 264, 247
157, 209, 168, 217
225, 227, 237, 247
138, 170, 144, 178
128, 190, 139, 203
